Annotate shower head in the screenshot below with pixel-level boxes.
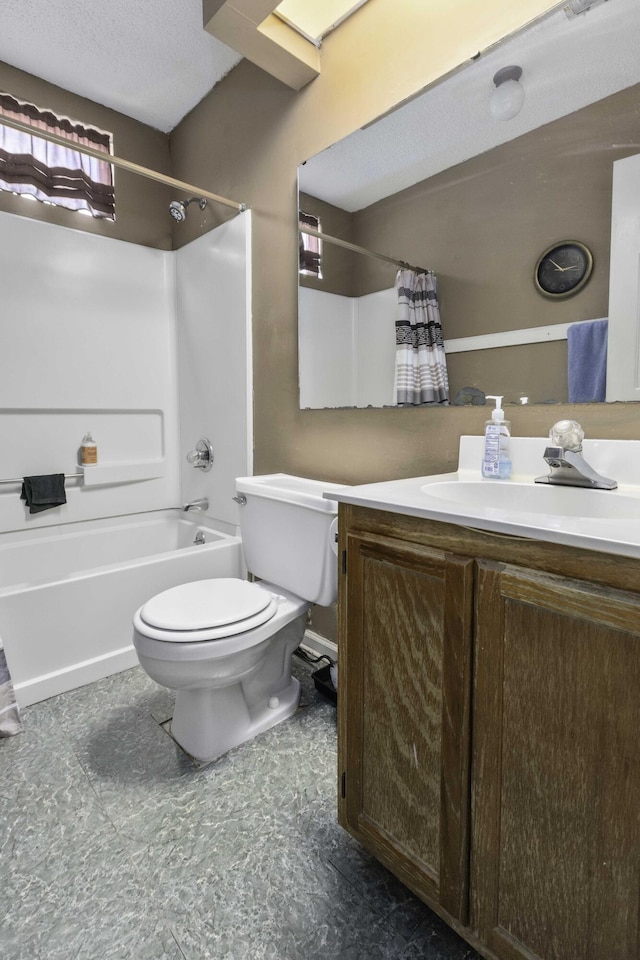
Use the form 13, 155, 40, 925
169, 200, 188, 222
169, 196, 208, 222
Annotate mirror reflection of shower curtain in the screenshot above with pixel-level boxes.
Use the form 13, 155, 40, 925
395, 269, 449, 405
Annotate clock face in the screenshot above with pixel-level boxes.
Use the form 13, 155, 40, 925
534, 242, 593, 298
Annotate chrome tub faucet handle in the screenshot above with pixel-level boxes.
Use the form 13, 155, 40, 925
186, 438, 214, 472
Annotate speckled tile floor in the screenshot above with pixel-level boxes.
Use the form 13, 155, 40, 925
0, 657, 481, 960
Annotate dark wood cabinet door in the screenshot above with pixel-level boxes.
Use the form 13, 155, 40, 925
338, 528, 474, 923
472, 561, 640, 960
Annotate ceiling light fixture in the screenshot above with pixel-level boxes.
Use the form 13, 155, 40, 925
564, 0, 610, 18
490, 65, 525, 121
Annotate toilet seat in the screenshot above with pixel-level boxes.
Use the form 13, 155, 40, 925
138, 578, 278, 642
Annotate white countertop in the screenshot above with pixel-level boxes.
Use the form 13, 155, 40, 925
326, 436, 640, 561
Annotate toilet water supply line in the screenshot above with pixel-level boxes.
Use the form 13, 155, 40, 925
293, 646, 337, 691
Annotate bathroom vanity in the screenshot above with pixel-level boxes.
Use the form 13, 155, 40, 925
332, 436, 640, 960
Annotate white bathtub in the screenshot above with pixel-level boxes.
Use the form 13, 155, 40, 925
0, 510, 243, 708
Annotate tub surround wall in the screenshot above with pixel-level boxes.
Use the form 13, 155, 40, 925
298, 287, 356, 409
176, 211, 252, 531
299, 286, 396, 409
0, 208, 251, 537
0, 210, 180, 534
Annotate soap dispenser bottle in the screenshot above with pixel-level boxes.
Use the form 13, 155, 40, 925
80, 432, 98, 465
482, 395, 511, 479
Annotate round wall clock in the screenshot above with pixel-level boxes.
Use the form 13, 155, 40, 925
534, 241, 593, 299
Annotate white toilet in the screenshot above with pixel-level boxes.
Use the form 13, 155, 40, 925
132, 474, 343, 762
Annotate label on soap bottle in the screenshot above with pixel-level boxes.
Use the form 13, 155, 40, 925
482, 424, 511, 479
81, 444, 97, 465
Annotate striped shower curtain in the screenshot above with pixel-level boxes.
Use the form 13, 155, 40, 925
0, 639, 22, 737
395, 269, 449, 405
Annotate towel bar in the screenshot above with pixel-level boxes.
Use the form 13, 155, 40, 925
0, 472, 83, 486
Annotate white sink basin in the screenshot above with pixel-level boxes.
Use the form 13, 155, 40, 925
420, 480, 640, 521
326, 437, 640, 560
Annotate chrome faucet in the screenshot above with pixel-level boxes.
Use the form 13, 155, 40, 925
183, 498, 209, 512
535, 420, 617, 490
186, 438, 214, 472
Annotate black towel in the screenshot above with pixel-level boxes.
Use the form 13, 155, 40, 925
20, 474, 67, 514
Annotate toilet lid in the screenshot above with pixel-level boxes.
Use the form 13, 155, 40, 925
139, 579, 275, 633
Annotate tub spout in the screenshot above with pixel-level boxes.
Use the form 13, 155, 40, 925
183, 498, 209, 512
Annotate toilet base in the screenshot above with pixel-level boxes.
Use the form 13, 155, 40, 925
170, 675, 301, 763
133, 597, 309, 764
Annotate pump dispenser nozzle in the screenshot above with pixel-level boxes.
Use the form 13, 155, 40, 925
486, 395, 505, 419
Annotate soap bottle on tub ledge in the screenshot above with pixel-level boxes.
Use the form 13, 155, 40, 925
80, 432, 98, 465
481, 395, 512, 480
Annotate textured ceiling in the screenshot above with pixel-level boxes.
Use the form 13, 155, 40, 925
299, 0, 640, 211
1, 0, 637, 175
0, 0, 241, 133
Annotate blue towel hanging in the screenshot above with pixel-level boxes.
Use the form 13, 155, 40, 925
567, 318, 608, 403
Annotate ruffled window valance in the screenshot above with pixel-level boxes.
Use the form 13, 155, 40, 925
0, 93, 115, 220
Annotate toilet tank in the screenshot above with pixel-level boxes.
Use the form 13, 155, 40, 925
234, 474, 345, 606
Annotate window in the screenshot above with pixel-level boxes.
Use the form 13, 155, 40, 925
0, 93, 115, 220
299, 210, 322, 278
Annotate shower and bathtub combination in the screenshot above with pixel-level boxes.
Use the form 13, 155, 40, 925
0, 192, 253, 717
0, 200, 341, 761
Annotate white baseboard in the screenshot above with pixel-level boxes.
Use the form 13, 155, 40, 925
302, 629, 337, 662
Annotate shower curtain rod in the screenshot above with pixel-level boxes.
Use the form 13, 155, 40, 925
300, 225, 431, 275
0, 114, 246, 212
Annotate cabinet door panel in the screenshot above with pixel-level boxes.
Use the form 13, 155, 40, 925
360, 548, 442, 871
473, 562, 640, 960
339, 532, 473, 921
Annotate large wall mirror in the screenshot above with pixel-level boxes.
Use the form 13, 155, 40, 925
297, 0, 640, 409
